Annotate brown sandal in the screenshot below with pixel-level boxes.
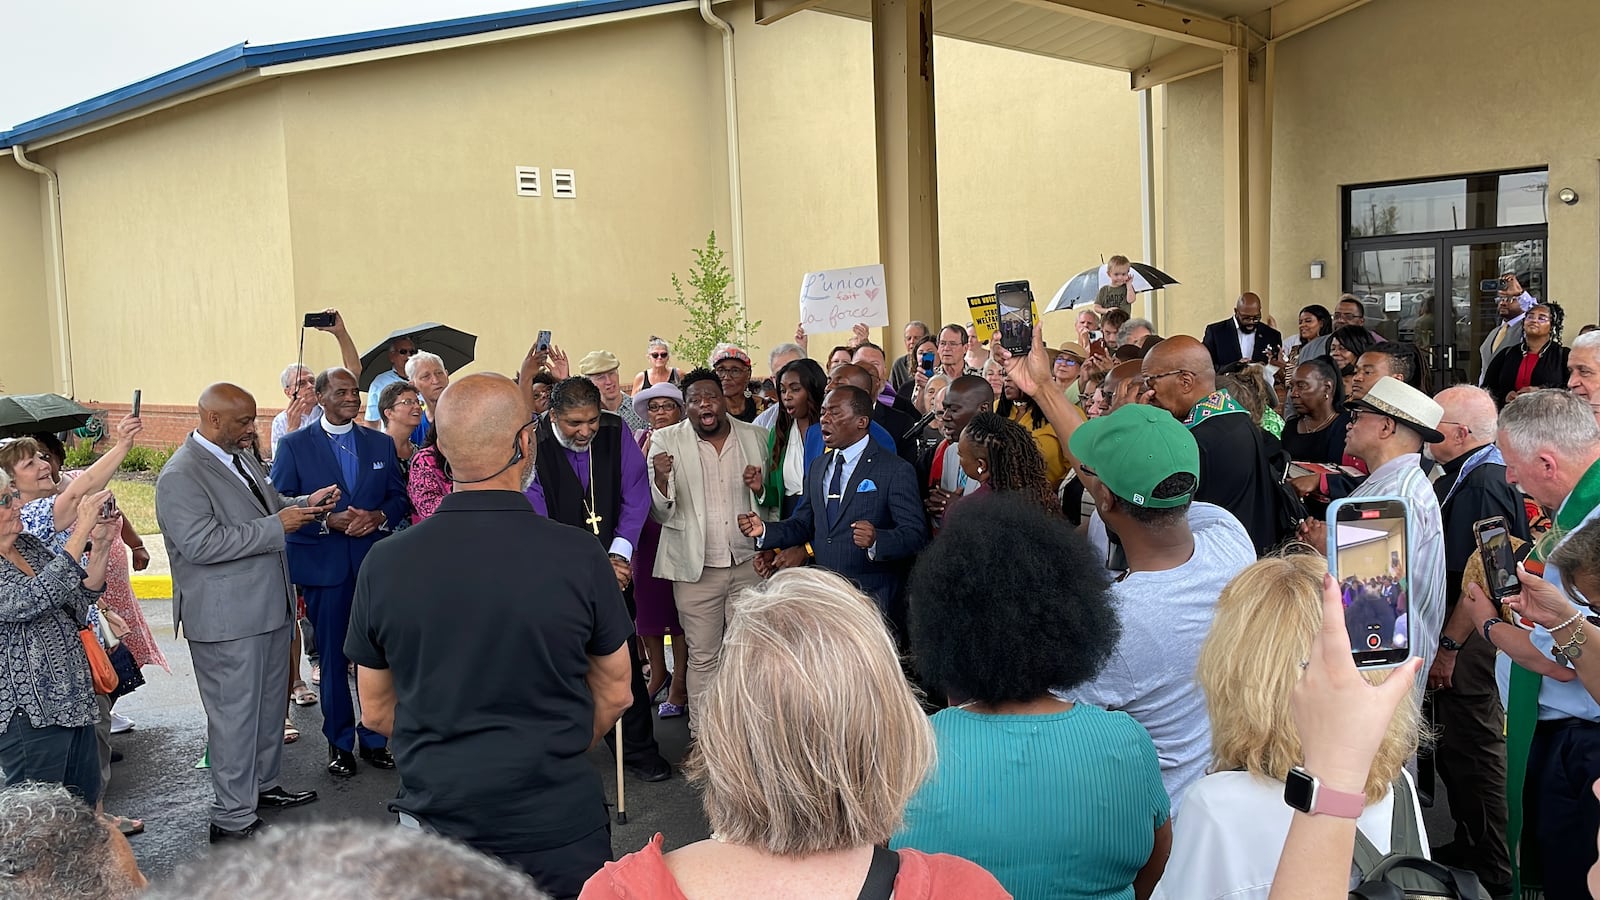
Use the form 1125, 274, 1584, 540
291, 681, 318, 706
284, 719, 300, 744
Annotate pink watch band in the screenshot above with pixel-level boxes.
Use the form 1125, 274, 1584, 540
1313, 782, 1365, 818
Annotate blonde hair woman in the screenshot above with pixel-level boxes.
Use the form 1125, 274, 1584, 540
581, 568, 1007, 900
1153, 553, 1426, 899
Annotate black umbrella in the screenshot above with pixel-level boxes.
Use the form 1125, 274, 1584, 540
1044, 262, 1180, 313
357, 323, 477, 391
0, 393, 97, 438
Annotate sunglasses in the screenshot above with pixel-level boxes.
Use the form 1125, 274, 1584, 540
649, 352, 670, 359
646, 401, 681, 413
392, 347, 419, 356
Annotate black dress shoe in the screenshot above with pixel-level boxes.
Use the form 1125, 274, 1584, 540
357, 746, 396, 770
624, 755, 672, 783
327, 745, 357, 777
209, 819, 269, 843
257, 786, 318, 809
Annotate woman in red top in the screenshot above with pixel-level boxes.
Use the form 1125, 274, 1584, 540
580, 569, 1009, 900
1484, 302, 1570, 407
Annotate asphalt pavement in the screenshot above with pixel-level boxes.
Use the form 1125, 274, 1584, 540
107, 596, 709, 887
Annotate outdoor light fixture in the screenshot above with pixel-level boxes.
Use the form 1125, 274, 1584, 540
1558, 187, 1579, 205
1310, 260, 1325, 280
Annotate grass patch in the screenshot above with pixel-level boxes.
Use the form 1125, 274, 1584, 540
110, 477, 158, 536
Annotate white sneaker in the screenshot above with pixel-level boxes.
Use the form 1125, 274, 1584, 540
109, 712, 135, 734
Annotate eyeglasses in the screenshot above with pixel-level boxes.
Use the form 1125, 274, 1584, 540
936, 340, 965, 349
0, 491, 18, 508
713, 365, 749, 377
1055, 357, 1080, 367
649, 352, 670, 359
389, 398, 422, 409
1140, 369, 1189, 390
1436, 419, 1472, 434
1236, 315, 1262, 324
1525, 313, 1553, 323
646, 401, 680, 413
1348, 408, 1391, 426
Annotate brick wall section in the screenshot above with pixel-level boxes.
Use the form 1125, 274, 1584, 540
83, 402, 283, 450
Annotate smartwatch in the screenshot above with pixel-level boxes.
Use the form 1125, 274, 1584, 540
1283, 766, 1364, 818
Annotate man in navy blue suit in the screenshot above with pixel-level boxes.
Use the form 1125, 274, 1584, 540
739, 385, 928, 618
272, 368, 409, 777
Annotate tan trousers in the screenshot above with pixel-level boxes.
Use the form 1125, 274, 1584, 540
672, 560, 760, 733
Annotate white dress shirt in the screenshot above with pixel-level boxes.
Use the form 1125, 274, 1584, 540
1236, 323, 1257, 361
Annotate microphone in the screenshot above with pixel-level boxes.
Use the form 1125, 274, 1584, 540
903, 409, 938, 441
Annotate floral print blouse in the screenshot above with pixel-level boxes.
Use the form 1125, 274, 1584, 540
0, 531, 101, 733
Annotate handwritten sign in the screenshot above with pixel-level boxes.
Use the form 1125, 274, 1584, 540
800, 265, 889, 332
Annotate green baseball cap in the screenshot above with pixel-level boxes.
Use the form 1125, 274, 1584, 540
1067, 404, 1199, 508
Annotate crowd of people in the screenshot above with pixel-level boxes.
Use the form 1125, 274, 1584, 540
1, 274, 1600, 899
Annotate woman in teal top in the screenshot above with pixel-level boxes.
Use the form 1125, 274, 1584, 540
893, 493, 1172, 900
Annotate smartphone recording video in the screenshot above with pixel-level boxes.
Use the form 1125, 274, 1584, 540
1327, 496, 1411, 669
1475, 516, 1520, 600
995, 280, 1034, 356
303, 312, 336, 328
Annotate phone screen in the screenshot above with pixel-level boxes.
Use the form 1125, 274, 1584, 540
996, 283, 1033, 355
1329, 498, 1411, 668
920, 351, 935, 376
1475, 518, 1519, 599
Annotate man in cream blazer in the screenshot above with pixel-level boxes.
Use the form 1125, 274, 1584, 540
647, 369, 769, 733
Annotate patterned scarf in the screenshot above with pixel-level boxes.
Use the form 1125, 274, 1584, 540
1180, 389, 1248, 430
1505, 456, 1600, 895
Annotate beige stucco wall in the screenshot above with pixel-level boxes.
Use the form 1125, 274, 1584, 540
38, 83, 296, 406
279, 11, 729, 383
1269, 0, 1600, 327
0, 164, 55, 394
6, 3, 1141, 406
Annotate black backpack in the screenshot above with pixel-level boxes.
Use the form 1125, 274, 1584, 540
1348, 776, 1490, 899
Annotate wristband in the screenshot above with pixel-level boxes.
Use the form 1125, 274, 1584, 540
1482, 617, 1505, 644
1284, 766, 1364, 818
804, 543, 815, 559
1439, 634, 1463, 652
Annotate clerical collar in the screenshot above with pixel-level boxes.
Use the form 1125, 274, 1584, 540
320, 418, 355, 436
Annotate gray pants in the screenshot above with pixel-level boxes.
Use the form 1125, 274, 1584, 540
189, 623, 293, 829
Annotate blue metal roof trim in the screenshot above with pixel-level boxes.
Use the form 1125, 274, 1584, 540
1, 0, 682, 149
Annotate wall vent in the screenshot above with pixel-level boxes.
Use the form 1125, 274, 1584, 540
515, 166, 540, 197
552, 168, 576, 199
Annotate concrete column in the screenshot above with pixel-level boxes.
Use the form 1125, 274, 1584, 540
1220, 46, 1250, 302
871, 0, 942, 335
1221, 41, 1272, 308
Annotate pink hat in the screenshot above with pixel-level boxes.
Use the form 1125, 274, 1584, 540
709, 344, 752, 368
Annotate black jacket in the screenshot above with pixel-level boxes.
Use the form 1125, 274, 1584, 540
1202, 318, 1284, 370
1483, 341, 1570, 407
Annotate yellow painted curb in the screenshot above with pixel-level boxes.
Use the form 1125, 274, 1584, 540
130, 575, 172, 599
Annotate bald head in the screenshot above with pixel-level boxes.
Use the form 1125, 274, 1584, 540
197, 383, 258, 450
1430, 385, 1500, 463
1234, 292, 1263, 334
435, 374, 533, 488
1104, 360, 1146, 411
828, 363, 874, 394
1141, 335, 1215, 418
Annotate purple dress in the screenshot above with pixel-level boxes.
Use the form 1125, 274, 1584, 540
632, 429, 682, 638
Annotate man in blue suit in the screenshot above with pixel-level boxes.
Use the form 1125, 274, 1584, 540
739, 385, 928, 618
271, 368, 409, 777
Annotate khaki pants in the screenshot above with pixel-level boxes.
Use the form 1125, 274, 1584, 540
672, 560, 759, 733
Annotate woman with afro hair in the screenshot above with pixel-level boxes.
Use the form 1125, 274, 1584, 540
892, 493, 1172, 900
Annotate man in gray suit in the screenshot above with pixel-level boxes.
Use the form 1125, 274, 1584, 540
155, 383, 338, 842
1477, 275, 1533, 384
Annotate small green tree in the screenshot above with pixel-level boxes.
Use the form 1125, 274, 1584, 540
658, 231, 761, 369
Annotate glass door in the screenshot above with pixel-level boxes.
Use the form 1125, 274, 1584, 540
1447, 236, 1545, 385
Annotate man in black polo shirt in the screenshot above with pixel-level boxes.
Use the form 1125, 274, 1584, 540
525, 377, 670, 783
346, 374, 633, 900
1140, 335, 1281, 555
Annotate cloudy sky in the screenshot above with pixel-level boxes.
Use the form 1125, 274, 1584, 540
2, 0, 556, 130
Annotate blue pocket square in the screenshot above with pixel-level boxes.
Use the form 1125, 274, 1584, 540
372, 462, 385, 469
857, 479, 877, 492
